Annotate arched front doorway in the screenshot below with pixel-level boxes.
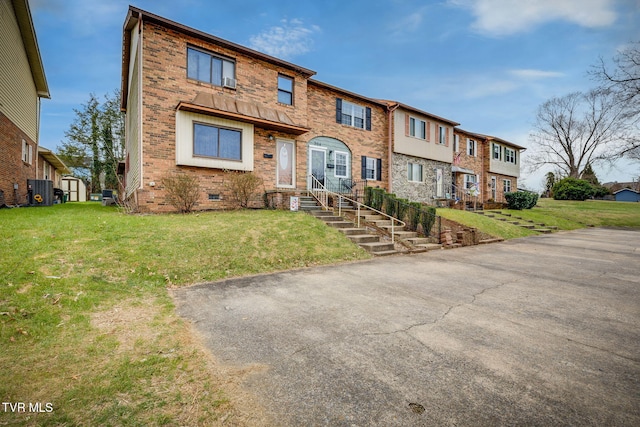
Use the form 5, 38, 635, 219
307, 137, 352, 191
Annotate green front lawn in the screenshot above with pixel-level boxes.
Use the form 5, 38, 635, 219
438, 198, 640, 240
0, 203, 369, 426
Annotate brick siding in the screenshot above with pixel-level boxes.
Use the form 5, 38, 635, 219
0, 112, 36, 205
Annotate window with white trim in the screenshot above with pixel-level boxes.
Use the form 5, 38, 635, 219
22, 139, 32, 164
187, 46, 236, 87
409, 117, 426, 139
467, 139, 476, 156
505, 148, 516, 164
365, 157, 376, 180
438, 126, 446, 145
334, 151, 348, 178
407, 162, 423, 182
341, 100, 365, 129
453, 134, 459, 152
193, 122, 242, 160
464, 174, 477, 190
493, 143, 501, 160
503, 179, 512, 193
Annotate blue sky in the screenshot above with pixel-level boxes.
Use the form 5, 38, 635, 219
31, 0, 640, 189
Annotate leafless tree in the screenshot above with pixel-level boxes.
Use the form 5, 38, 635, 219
528, 89, 632, 178
590, 42, 640, 160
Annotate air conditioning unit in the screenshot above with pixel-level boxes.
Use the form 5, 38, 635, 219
223, 77, 236, 89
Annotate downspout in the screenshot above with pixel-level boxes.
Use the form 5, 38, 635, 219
36, 96, 41, 180
386, 102, 399, 193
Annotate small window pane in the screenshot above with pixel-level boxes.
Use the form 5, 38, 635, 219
278, 90, 293, 104
188, 48, 211, 82
211, 57, 222, 86
219, 128, 241, 160
222, 60, 234, 80
278, 76, 293, 91
194, 124, 218, 157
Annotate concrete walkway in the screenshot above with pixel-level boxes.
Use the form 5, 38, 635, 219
173, 228, 640, 426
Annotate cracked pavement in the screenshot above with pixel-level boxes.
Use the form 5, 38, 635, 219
173, 228, 640, 426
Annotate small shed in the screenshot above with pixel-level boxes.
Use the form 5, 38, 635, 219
613, 188, 640, 202
61, 177, 87, 202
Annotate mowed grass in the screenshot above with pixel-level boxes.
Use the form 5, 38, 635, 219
437, 208, 538, 239
438, 198, 640, 240
0, 203, 369, 426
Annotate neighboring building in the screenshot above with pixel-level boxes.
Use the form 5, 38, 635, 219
452, 129, 485, 204
120, 6, 393, 212
452, 129, 525, 205
37, 146, 70, 190
613, 188, 640, 202
0, 0, 50, 206
388, 102, 459, 203
481, 134, 525, 203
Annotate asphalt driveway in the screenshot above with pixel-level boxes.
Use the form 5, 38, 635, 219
173, 228, 640, 426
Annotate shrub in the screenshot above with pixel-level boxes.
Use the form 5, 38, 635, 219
370, 188, 384, 211
162, 174, 201, 213
552, 178, 594, 201
382, 193, 397, 217
364, 186, 373, 206
406, 202, 421, 231
505, 191, 538, 210
225, 171, 263, 208
419, 206, 437, 235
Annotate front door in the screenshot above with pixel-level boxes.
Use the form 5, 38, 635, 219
276, 139, 295, 188
491, 176, 496, 200
309, 147, 326, 188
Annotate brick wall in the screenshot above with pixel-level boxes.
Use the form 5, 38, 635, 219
132, 21, 390, 212
135, 22, 315, 212
304, 82, 389, 188
0, 112, 36, 205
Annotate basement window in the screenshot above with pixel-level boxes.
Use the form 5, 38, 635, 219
208, 194, 221, 201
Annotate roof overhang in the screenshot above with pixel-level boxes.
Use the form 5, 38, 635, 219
382, 100, 460, 127
452, 166, 476, 175
11, 0, 49, 99
121, 6, 317, 110
177, 92, 310, 135
38, 147, 70, 174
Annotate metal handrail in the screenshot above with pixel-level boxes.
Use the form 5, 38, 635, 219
451, 183, 480, 209
309, 175, 405, 243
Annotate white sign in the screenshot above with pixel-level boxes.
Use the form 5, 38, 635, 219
290, 196, 299, 211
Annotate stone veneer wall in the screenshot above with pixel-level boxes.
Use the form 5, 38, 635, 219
392, 153, 451, 204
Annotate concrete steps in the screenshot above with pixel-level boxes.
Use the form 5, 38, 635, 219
305, 198, 398, 256
475, 210, 556, 234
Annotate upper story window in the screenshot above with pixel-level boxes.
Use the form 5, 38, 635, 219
505, 148, 516, 164
453, 134, 459, 152
493, 143, 501, 160
336, 98, 372, 131
278, 75, 294, 105
409, 117, 426, 139
467, 139, 476, 156
193, 122, 242, 161
438, 126, 447, 145
187, 47, 236, 88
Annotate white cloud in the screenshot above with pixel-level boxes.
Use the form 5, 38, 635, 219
249, 19, 320, 60
509, 69, 565, 79
448, 0, 617, 36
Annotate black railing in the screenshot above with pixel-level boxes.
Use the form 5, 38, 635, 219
324, 178, 368, 203
364, 187, 441, 242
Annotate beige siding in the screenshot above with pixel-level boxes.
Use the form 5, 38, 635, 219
0, 0, 38, 141
393, 109, 452, 164
489, 143, 520, 178
125, 24, 141, 197
175, 110, 255, 171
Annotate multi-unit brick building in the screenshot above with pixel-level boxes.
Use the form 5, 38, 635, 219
120, 6, 524, 213
452, 129, 525, 205
0, 0, 50, 206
